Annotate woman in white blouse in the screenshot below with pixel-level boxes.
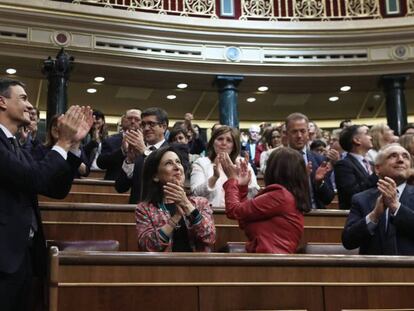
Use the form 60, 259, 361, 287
190, 125, 259, 207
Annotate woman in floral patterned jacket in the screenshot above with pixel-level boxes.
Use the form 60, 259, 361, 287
136, 145, 216, 252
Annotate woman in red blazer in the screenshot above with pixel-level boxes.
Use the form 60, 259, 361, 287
221, 147, 310, 253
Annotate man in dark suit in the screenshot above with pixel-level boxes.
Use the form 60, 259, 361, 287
0, 78, 93, 311
96, 109, 141, 180
342, 143, 414, 255
334, 125, 378, 209
285, 112, 336, 209
115, 107, 168, 203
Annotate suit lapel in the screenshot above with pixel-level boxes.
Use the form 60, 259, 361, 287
0, 128, 15, 153
347, 154, 369, 178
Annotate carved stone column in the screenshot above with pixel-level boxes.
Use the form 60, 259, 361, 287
215, 75, 243, 129
381, 74, 410, 136
42, 48, 74, 127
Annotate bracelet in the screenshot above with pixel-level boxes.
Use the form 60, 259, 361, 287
168, 218, 181, 229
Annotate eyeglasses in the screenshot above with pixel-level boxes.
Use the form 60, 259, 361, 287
140, 121, 162, 129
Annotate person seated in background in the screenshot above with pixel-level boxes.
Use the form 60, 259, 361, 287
97, 109, 141, 180
402, 123, 414, 135
221, 147, 310, 253
367, 123, 398, 163
240, 124, 261, 174
334, 125, 378, 210
308, 120, 322, 144
310, 139, 327, 156
135, 145, 215, 252
19, 106, 42, 152
31, 115, 91, 178
83, 109, 108, 170
342, 143, 414, 255
399, 133, 414, 167
183, 113, 206, 156
259, 126, 282, 174
285, 112, 336, 209
168, 127, 195, 169
191, 125, 259, 207
115, 107, 169, 204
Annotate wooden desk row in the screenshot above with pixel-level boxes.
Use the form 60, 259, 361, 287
49, 249, 414, 311
40, 202, 348, 251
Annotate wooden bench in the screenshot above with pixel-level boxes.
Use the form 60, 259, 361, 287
70, 179, 122, 194
86, 169, 105, 179
39, 192, 130, 204
40, 203, 348, 251
48, 250, 414, 311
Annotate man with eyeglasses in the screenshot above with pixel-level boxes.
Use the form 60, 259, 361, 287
115, 107, 169, 203
96, 109, 141, 180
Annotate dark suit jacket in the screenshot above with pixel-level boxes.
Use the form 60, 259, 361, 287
115, 141, 169, 204
96, 133, 125, 180
306, 150, 335, 209
0, 129, 80, 275
334, 154, 378, 210
342, 185, 414, 255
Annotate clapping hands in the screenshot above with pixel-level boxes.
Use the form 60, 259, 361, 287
219, 152, 251, 186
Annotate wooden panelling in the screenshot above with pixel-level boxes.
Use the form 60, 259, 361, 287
70, 179, 120, 194
39, 192, 129, 204
199, 286, 322, 311
49, 251, 414, 311
58, 287, 198, 311
40, 203, 347, 251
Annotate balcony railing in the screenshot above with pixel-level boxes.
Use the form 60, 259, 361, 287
56, 0, 414, 21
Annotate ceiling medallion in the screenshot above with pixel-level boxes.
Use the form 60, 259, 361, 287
392, 45, 409, 60
224, 46, 242, 62
51, 31, 71, 47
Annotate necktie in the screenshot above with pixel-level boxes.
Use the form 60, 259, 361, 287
9, 137, 22, 159
144, 145, 156, 156
9, 137, 38, 235
362, 158, 372, 175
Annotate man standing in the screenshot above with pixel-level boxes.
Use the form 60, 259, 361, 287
285, 113, 335, 209
96, 109, 141, 180
342, 144, 414, 255
115, 107, 169, 203
0, 78, 93, 311
334, 125, 378, 210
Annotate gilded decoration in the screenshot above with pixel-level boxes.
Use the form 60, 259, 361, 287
69, 0, 386, 20
345, 0, 379, 17
183, 0, 216, 16
241, 0, 273, 19
294, 0, 325, 19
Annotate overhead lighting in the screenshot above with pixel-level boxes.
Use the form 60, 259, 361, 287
94, 76, 105, 82
166, 94, 176, 100
257, 86, 268, 92
87, 88, 97, 94
329, 96, 339, 102
340, 85, 351, 92
177, 83, 188, 89
246, 97, 256, 103
6, 68, 16, 74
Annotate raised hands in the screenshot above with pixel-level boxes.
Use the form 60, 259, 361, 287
123, 129, 145, 163
378, 177, 399, 213
57, 106, 93, 151
219, 152, 251, 186
314, 161, 332, 183
163, 181, 195, 215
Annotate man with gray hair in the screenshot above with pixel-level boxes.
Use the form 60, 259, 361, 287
342, 143, 414, 255
97, 109, 141, 180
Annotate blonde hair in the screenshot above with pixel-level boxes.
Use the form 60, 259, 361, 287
369, 124, 391, 151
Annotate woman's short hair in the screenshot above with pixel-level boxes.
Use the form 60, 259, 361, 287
141, 145, 186, 204
369, 124, 389, 151
264, 147, 310, 213
206, 125, 240, 163
168, 127, 188, 143
261, 126, 280, 147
